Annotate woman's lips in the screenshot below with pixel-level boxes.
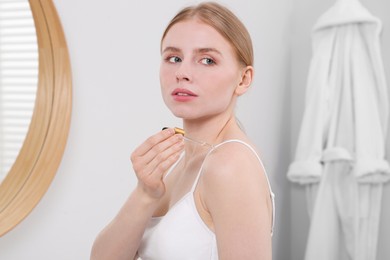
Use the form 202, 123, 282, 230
172, 88, 197, 101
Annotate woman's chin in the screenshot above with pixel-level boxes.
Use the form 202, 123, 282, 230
171, 111, 199, 120
169, 108, 191, 118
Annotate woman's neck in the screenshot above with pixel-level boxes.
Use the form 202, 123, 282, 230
182, 114, 239, 156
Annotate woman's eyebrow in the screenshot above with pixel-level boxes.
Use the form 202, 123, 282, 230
161, 46, 181, 54
162, 46, 222, 56
195, 48, 222, 56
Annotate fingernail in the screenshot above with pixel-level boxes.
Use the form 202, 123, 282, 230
162, 127, 175, 134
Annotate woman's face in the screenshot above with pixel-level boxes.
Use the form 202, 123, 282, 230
160, 19, 244, 121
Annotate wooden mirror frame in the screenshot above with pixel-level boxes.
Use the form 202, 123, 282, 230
0, 0, 71, 236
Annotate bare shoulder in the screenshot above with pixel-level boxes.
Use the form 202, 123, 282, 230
203, 140, 267, 184
200, 140, 271, 203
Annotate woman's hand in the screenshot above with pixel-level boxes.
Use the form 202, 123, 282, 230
91, 128, 183, 260
130, 128, 184, 201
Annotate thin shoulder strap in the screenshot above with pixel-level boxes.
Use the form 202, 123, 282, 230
191, 140, 273, 193
190, 139, 275, 235
163, 152, 184, 180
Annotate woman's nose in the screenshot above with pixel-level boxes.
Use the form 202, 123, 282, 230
175, 63, 192, 82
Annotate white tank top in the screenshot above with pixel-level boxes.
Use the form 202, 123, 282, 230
137, 140, 275, 260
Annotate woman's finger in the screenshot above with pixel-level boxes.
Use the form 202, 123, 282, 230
139, 133, 183, 168
132, 128, 175, 158
143, 137, 184, 178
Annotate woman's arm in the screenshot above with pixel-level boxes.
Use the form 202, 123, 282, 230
90, 129, 184, 260
202, 143, 273, 260
90, 187, 159, 260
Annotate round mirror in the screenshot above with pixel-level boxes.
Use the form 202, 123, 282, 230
0, 0, 38, 183
0, 0, 72, 236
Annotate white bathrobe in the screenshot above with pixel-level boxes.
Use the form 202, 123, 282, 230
288, 0, 390, 259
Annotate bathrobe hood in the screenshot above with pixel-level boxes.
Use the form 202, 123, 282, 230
313, 0, 381, 32
288, 0, 390, 184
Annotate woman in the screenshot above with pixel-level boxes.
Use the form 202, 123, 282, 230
91, 2, 274, 259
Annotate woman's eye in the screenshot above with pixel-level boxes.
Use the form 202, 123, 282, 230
200, 58, 215, 65
168, 56, 181, 63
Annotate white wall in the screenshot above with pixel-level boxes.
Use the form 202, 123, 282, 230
0, 0, 293, 259
290, 0, 390, 259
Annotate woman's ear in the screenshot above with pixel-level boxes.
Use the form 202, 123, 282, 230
235, 66, 254, 96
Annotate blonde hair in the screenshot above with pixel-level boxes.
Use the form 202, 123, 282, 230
161, 2, 253, 67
